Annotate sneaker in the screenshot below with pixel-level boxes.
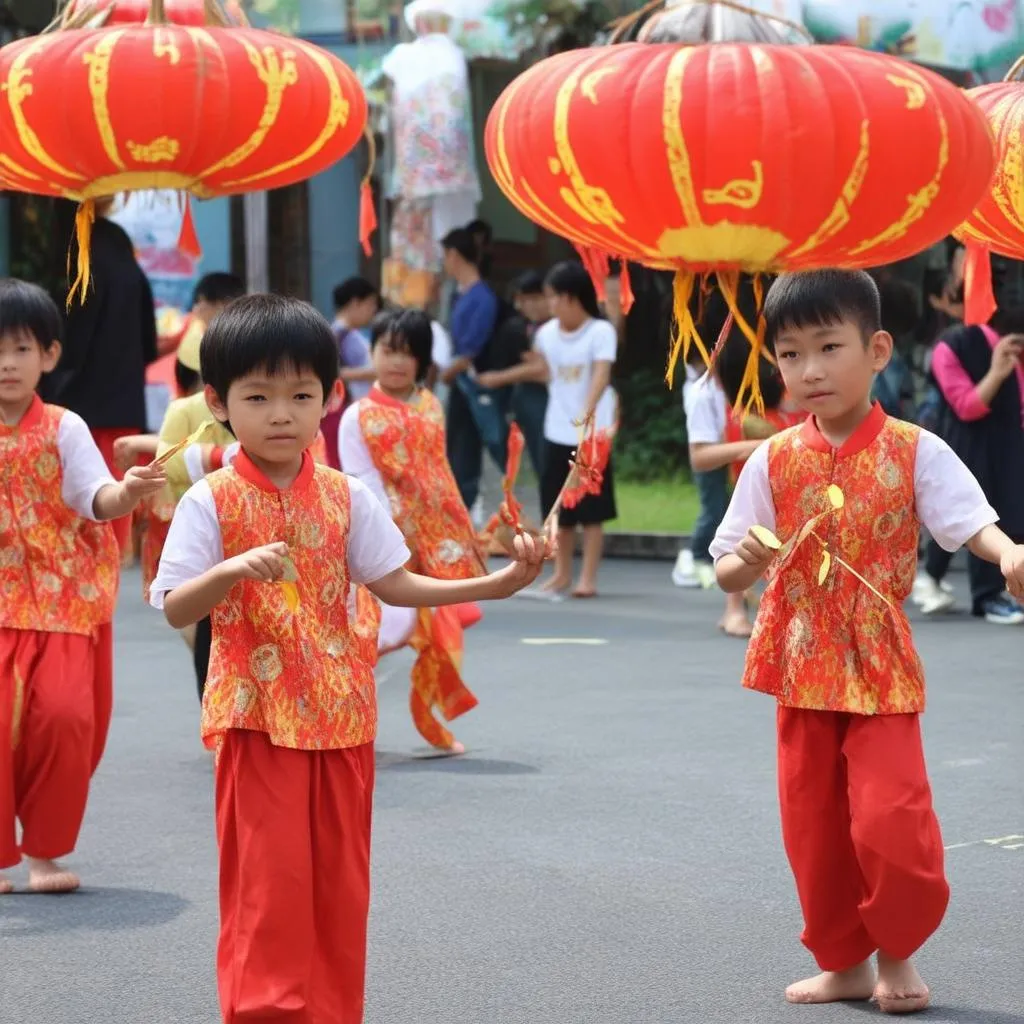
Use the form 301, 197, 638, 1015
671, 550, 700, 588
911, 572, 953, 607
917, 575, 956, 615
470, 495, 486, 530
977, 594, 1024, 625
695, 561, 717, 590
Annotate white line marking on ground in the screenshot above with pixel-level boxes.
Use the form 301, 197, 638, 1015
520, 638, 609, 646
941, 757, 985, 768
945, 834, 1024, 851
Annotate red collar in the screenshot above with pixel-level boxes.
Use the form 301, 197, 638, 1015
0, 394, 44, 435
799, 401, 887, 458
233, 448, 315, 494
368, 384, 428, 413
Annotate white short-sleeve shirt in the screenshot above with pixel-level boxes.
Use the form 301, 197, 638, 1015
55, 410, 117, 520
534, 317, 618, 445
682, 367, 728, 446
149, 471, 411, 610
709, 429, 998, 564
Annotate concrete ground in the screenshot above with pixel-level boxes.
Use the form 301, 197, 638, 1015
1, 562, 1021, 1024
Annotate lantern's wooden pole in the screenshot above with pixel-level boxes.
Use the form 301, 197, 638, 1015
1005, 55, 1024, 82
203, 0, 232, 27
146, 0, 167, 25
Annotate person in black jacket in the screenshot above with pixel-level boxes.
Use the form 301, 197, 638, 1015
44, 196, 158, 556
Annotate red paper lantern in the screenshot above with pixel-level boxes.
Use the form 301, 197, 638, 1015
955, 78, 1024, 326
485, 43, 996, 398
0, 0, 372, 298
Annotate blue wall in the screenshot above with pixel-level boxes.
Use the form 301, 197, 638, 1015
192, 197, 231, 277
308, 153, 362, 318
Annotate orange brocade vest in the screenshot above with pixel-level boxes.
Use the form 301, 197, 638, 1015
743, 405, 926, 716
203, 452, 379, 750
0, 397, 119, 634
358, 386, 484, 579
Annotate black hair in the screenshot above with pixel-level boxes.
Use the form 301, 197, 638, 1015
873, 273, 920, 340
990, 305, 1024, 336
466, 219, 493, 245
717, 332, 783, 410
440, 228, 479, 266
0, 278, 62, 351
370, 308, 433, 383
764, 270, 881, 351
192, 272, 245, 308
200, 294, 338, 403
545, 260, 602, 320
511, 271, 545, 298
332, 276, 378, 312
174, 362, 201, 396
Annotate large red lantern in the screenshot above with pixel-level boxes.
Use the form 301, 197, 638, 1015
0, 0, 371, 299
484, 43, 996, 400
954, 74, 1024, 326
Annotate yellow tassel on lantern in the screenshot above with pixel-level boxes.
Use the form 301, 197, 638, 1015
666, 270, 709, 387
66, 200, 97, 310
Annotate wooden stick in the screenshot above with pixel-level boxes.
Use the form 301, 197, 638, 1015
809, 531, 893, 609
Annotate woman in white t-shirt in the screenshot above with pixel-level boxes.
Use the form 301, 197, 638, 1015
480, 261, 617, 597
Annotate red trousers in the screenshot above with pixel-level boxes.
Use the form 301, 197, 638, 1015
215, 730, 375, 1023
0, 626, 113, 869
91, 426, 139, 554
777, 707, 949, 970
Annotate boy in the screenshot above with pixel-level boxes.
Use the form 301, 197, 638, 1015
710, 269, 1024, 1014
340, 309, 484, 754
149, 294, 548, 1022
0, 278, 166, 895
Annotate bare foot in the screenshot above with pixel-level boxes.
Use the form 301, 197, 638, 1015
722, 611, 753, 638
26, 858, 80, 894
874, 953, 930, 1014
541, 576, 571, 594
785, 960, 876, 1004
0, 874, 13, 895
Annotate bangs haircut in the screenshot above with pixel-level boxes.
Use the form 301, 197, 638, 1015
764, 270, 881, 352
200, 294, 338, 403
0, 278, 62, 351
387, 309, 434, 382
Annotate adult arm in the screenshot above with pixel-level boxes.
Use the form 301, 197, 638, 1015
931, 340, 1013, 420
689, 439, 762, 472
476, 351, 550, 389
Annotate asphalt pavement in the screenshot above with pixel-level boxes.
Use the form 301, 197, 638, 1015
1, 561, 1021, 1024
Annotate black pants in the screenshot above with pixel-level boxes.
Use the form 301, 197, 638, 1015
193, 615, 211, 702
923, 538, 1004, 614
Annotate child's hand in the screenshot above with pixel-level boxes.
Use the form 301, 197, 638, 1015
1000, 543, 1024, 600
734, 526, 778, 570
225, 542, 290, 584
121, 463, 167, 501
113, 435, 143, 472
489, 532, 552, 597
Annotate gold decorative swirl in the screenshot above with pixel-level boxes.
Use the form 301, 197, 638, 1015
789, 119, 870, 259
83, 30, 127, 170
153, 29, 181, 65
219, 40, 350, 188
1, 37, 84, 181
200, 40, 300, 180
126, 136, 181, 163
702, 160, 764, 210
552, 53, 659, 258
662, 46, 702, 227
985, 93, 1024, 237
885, 74, 925, 110
849, 64, 948, 255
580, 67, 616, 104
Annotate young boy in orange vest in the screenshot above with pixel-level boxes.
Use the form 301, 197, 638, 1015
0, 279, 166, 895
711, 269, 1024, 1014
149, 294, 548, 1023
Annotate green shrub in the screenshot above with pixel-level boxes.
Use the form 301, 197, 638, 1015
614, 368, 690, 482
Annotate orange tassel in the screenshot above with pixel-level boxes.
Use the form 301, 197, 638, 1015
176, 195, 203, 260
963, 242, 996, 326
575, 244, 610, 302
618, 260, 634, 315
359, 181, 377, 257
359, 127, 378, 257
66, 200, 97, 309
666, 270, 708, 387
